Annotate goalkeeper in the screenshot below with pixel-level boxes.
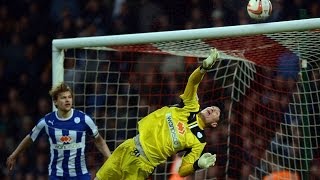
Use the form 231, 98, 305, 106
95, 49, 221, 180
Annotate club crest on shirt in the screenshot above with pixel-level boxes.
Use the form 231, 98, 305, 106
197, 132, 203, 138
74, 117, 80, 124
177, 121, 185, 134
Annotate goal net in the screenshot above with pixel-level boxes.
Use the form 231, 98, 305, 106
52, 18, 320, 180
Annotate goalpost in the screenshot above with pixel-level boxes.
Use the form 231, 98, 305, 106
52, 18, 320, 180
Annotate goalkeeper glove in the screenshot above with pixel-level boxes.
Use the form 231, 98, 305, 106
202, 48, 219, 70
198, 153, 216, 169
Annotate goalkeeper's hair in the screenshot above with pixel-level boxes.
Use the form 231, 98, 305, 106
214, 100, 225, 123
49, 82, 73, 101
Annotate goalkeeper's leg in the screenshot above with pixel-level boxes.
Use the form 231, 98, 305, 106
95, 139, 154, 180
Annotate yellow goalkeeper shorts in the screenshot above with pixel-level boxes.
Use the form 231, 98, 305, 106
96, 138, 154, 180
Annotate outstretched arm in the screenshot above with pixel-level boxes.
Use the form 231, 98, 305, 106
94, 134, 112, 160
7, 135, 33, 171
180, 49, 219, 101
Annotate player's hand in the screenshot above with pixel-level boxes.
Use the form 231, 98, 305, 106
202, 48, 219, 70
6, 154, 17, 171
198, 153, 216, 169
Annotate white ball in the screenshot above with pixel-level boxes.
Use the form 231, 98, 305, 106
247, 0, 272, 20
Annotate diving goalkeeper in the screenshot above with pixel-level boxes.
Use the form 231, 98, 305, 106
95, 49, 221, 180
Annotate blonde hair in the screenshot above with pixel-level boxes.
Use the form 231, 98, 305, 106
49, 82, 73, 101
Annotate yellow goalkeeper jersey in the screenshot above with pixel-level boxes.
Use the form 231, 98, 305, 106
138, 67, 207, 176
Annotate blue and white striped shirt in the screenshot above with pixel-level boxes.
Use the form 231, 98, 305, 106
30, 109, 99, 177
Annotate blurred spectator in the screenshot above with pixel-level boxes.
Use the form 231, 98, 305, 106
35, 97, 51, 121
27, 1, 49, 37
308, 0, 320, 18
137, 0, 164, 33
3, 33, 25, 83
0, 5, 11, 45
160, 55, 185, 77
263, 170, 300, 180
256, 151, 301, 180
268, 0, 286, 22
310, 158, 320, 180
55, 16, 77, 38
112, 0, 126, 18
85, 83, 107, 116
209, 0, 237, 26
184, 7, 208, 29
50, 0, 80, 24
150, 14, 172, 32
0, 60, 7, 101
270, 125, 300, 161
64, 58, 78, 82
0, 133, 10, 178
237, 8, 250, 25
277, 51, 300, 80
110, 1, 136, 35
169, 153, 193, 180
12, 152, 34, 180
20, 116, 34, 138
34, 33, 51, 63
284, 0, 308, 20
210, 9, 225, 27
37, 63, 52, 99
33, 152, 48, 178
80, 0, 111, 36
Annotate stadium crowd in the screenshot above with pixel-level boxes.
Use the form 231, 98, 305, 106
0, 0, 320, 179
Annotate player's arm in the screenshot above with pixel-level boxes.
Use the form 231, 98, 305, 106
94, 134, 112, 160
177, 141, 204, 176
6, 135, 33, 171
178, 159, 195, 177
180, 49, 219, 101
7, 118, 46, 171
85, 114, 112, 159
178, 152, 216, 177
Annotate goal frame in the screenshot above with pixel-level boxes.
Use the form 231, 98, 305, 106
52, 18, 320, 87
51, 18, 320, 179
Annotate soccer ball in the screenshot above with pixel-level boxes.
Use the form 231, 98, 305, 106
247, 0, 272, 20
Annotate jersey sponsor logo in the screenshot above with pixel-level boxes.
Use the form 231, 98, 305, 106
53, 142, 84, 150
166, 113, 181, 149
60, 136, 72, 143
177, 122, 185, 134
74, 117, 80, 124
